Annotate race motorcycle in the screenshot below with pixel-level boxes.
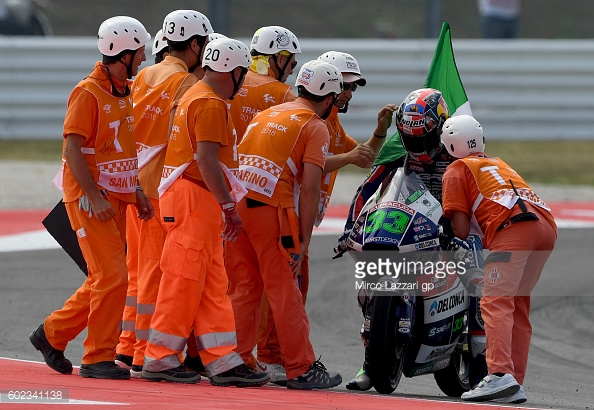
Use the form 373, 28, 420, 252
336, 167, 476, 396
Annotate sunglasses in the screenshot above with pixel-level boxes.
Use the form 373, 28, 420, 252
343, 82, 358, 92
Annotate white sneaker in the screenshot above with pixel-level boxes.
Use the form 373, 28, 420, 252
461, 373, 521, 402
257, 362, 287, 385
493, 385, 527, 404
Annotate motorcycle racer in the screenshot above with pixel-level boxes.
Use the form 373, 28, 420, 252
343, 88, 487, 391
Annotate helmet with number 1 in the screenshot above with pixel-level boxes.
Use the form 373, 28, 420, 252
441, 115, 485, 158
317, 51, 366, 86
97, 16, 151, 56
295, 60, 343, 96
396, 88, 450, 158
202, 38, 251, 72
250, 25, 301, 55
162, 10, 213, 42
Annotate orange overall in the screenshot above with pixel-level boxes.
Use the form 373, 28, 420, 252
256, 105, 357, 365
116, 204, 140, 359
228, 68, 296, 142
442, 154, 557, 385
143, 81, 244, 377
44, 62, 138, 364
226, 99, 329, 380
116, 56, 197, 366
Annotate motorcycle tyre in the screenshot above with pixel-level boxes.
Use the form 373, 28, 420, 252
433, 334, 473, 397
367, 294, 405, 394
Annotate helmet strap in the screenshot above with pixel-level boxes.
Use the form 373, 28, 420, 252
272, 54, 291, 82
104, 65, 130, 97
118, 49, 137, 79
228, 67, 247, 100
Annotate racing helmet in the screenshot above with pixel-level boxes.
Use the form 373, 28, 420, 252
317, 51, 366, 86
162, 10, 213, 42
396, 88, 450, 158
441, 115, 485, 158
152, 29, 167, 55
97, 16, 151, 56
202, 38, 251, 72
295, 60, 343, 96
250, 25, 301, 55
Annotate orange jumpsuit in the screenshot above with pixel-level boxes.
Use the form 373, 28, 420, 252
256, 105, 357, 365
442, 154, 557, 385
116, 56, 197, 366
44, 62, 138, 364
228, 68, 296, 142
226, 99, 329, 380
143, 81, 244, 376
116, 204, 140, 359
227, 66, 296, 367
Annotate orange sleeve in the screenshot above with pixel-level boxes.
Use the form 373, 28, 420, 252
190, 100, 229, 146
63, 87, 97, 141
301, 120, 329, 169
442, 161, 473, 218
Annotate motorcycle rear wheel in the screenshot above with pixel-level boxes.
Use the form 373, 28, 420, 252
367, 295, 406, 394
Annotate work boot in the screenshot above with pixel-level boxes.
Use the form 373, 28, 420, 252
115, 353, 133, 370
183, 354, 207, 377
79, 361, 130, 379
141, 365, 201, 384
29, 323, 73, 375
286, 359, 342, 390
210, 363, 270, 387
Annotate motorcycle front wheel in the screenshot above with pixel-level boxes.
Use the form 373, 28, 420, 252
367, 294, 406, 394
433, 333, 473, 397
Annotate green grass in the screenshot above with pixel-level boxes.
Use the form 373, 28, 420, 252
342, 140, 594, 186
1, 139, 594, 186
0, 140, 63, 161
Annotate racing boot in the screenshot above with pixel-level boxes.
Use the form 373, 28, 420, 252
346, 347, 373, 391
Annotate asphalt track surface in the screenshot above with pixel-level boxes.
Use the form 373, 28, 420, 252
1, 162, 593, 408
0, 229, 593, 409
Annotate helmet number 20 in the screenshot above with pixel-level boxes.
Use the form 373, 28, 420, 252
205, 48, 220, 61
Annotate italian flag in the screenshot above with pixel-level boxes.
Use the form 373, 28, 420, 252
374, 21, 470, 165
424, 21, 472, 117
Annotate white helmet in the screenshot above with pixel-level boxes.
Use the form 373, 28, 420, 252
152, 29, 167, 55
295, 60, 343, 96
250, 25, 301, 55
208, 32, 228, 41
97, 16, 150, 56
162, 10, 213, 42
202, 38, 252, 72
441, 115, 485, 158
318, 51, 366, 86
